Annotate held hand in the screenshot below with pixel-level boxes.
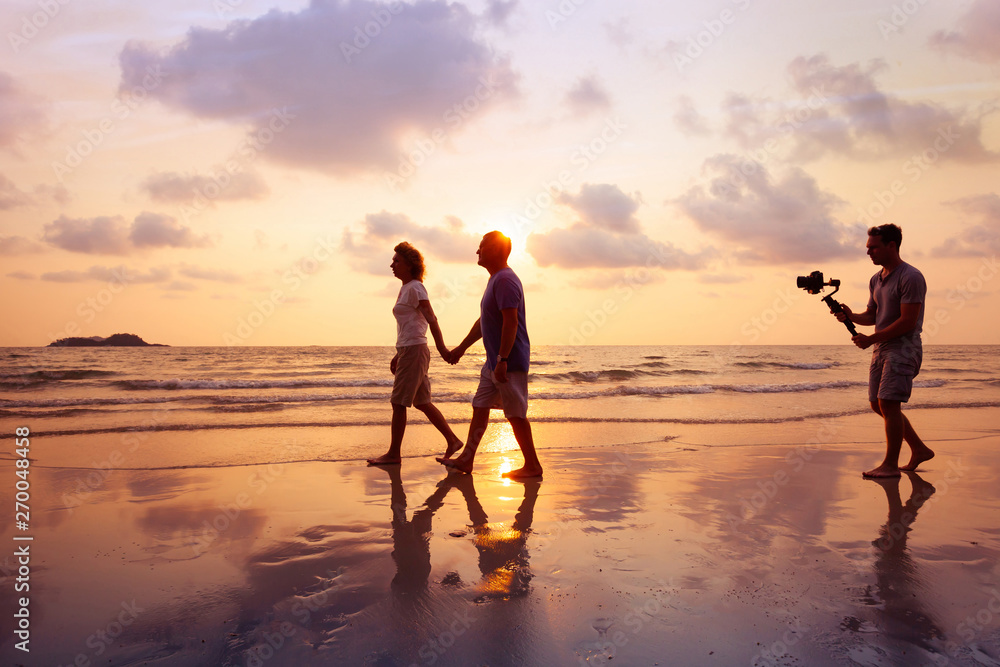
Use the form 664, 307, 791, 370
852, 333, 873, 350
494, 359, 508, 383
448, 348, 464, 365
833, 303, 852, 323
438, 347, 452, 364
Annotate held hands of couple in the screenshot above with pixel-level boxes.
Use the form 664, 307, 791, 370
439, 347, 463, 365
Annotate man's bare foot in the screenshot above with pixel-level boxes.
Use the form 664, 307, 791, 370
502, 466, 543, 480
437, 455, 473, 474
862, 465, 901, 478
899, 448, 935, 471
367, 454, 401, 466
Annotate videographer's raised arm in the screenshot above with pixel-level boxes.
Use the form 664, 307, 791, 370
834, 302, 875, 328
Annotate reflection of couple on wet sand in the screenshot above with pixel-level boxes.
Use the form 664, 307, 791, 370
377, 466, 539, 599
367, 231, 542, 480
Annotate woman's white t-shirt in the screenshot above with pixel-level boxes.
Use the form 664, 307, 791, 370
393, 280, 429, 347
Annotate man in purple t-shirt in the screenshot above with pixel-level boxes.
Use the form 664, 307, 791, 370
835, 224, 935, 478
438, 231, 543, 479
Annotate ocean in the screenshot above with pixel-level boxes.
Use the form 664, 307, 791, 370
2, 345, 998, 466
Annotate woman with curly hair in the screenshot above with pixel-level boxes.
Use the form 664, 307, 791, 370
367, 242, 464, 465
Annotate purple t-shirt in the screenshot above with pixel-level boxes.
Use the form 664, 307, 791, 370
866, 262, 926, 354
480, 267, 530, 372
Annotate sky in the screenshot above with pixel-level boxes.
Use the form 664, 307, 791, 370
1, 0, 998, 347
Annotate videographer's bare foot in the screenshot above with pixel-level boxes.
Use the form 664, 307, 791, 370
862, 465, 901, 478
502, 466, 543, 480
367, 454, 401, 466
899, 447, 935, 471
437, 453, 473, 474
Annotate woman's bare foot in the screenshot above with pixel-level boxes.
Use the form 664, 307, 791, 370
862, 465, 901, 479
899, 447, 935, 471
367, 454, 401, 466
442, 438, 463, 460
437, 454, 473, 474
502, 466, 543, 480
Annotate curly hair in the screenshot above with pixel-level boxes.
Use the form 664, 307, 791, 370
393, 242, 425, 281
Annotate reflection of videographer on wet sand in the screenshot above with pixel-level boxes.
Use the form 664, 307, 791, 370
865, 472, 944, 650
830, 224, 935, 479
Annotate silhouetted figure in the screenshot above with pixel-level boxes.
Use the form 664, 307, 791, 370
368, 242, 464, 465
438, 231, 543, 479
833, 224, 934, 478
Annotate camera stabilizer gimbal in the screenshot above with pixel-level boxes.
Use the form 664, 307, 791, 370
796, 271, 858, 337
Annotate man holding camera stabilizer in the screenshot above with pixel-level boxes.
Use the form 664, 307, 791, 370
833, 223, 935, 478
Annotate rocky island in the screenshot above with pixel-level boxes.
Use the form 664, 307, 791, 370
47, 333, 167, 347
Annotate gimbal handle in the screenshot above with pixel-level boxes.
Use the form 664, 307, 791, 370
822, 295, 858, 336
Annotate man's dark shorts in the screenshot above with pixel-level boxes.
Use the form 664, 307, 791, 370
869, 345, 922, 403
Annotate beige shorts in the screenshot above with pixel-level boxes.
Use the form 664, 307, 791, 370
472, 363, 528, 419
390, 344, 431, 407
869, 346, 921, 403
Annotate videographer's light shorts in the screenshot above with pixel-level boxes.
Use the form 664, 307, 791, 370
472, 363, 529, 419
869, 346, 921, 403
390, 344, 432, 407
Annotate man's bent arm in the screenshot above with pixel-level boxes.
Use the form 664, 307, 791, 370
848, 304, 877, 327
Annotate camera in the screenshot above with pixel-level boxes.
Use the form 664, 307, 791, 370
796, 270, 857, 336
796, 270, 839, 295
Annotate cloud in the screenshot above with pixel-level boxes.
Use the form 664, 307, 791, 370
43, 216, 133, 255
575, 270, 667, 291
603, 18, 634, 51
0, 72, 48, 153
674, 96, 711, 137
557, 183, 641, 234
930, 0, 1000, 64
178, 265, 243, 283
0, 174, 71, 210
7, 271, 35, 280
565, 76, 612, 116
0, 173, 32, 209
118, 0, 518, 175
40, 266, 171, 284
130, 212, 212, 249
484, 0, 518, 25
341, 211, 481, 274
141, 170, 269, 205
931, 194, 1000, 257
697, 273, 748, 284
528, 227, 706, 270
0, 236, 45, 256
719, 55, 998, 163
528, 183, 709, 270
675, 154, 861, 264
42, 213, 211, 255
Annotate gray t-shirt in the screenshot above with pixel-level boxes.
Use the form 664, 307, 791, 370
480, 267, 530, 372
866, 262, 926, 353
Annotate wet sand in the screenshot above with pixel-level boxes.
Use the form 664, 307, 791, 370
3, 407, 1000, 666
